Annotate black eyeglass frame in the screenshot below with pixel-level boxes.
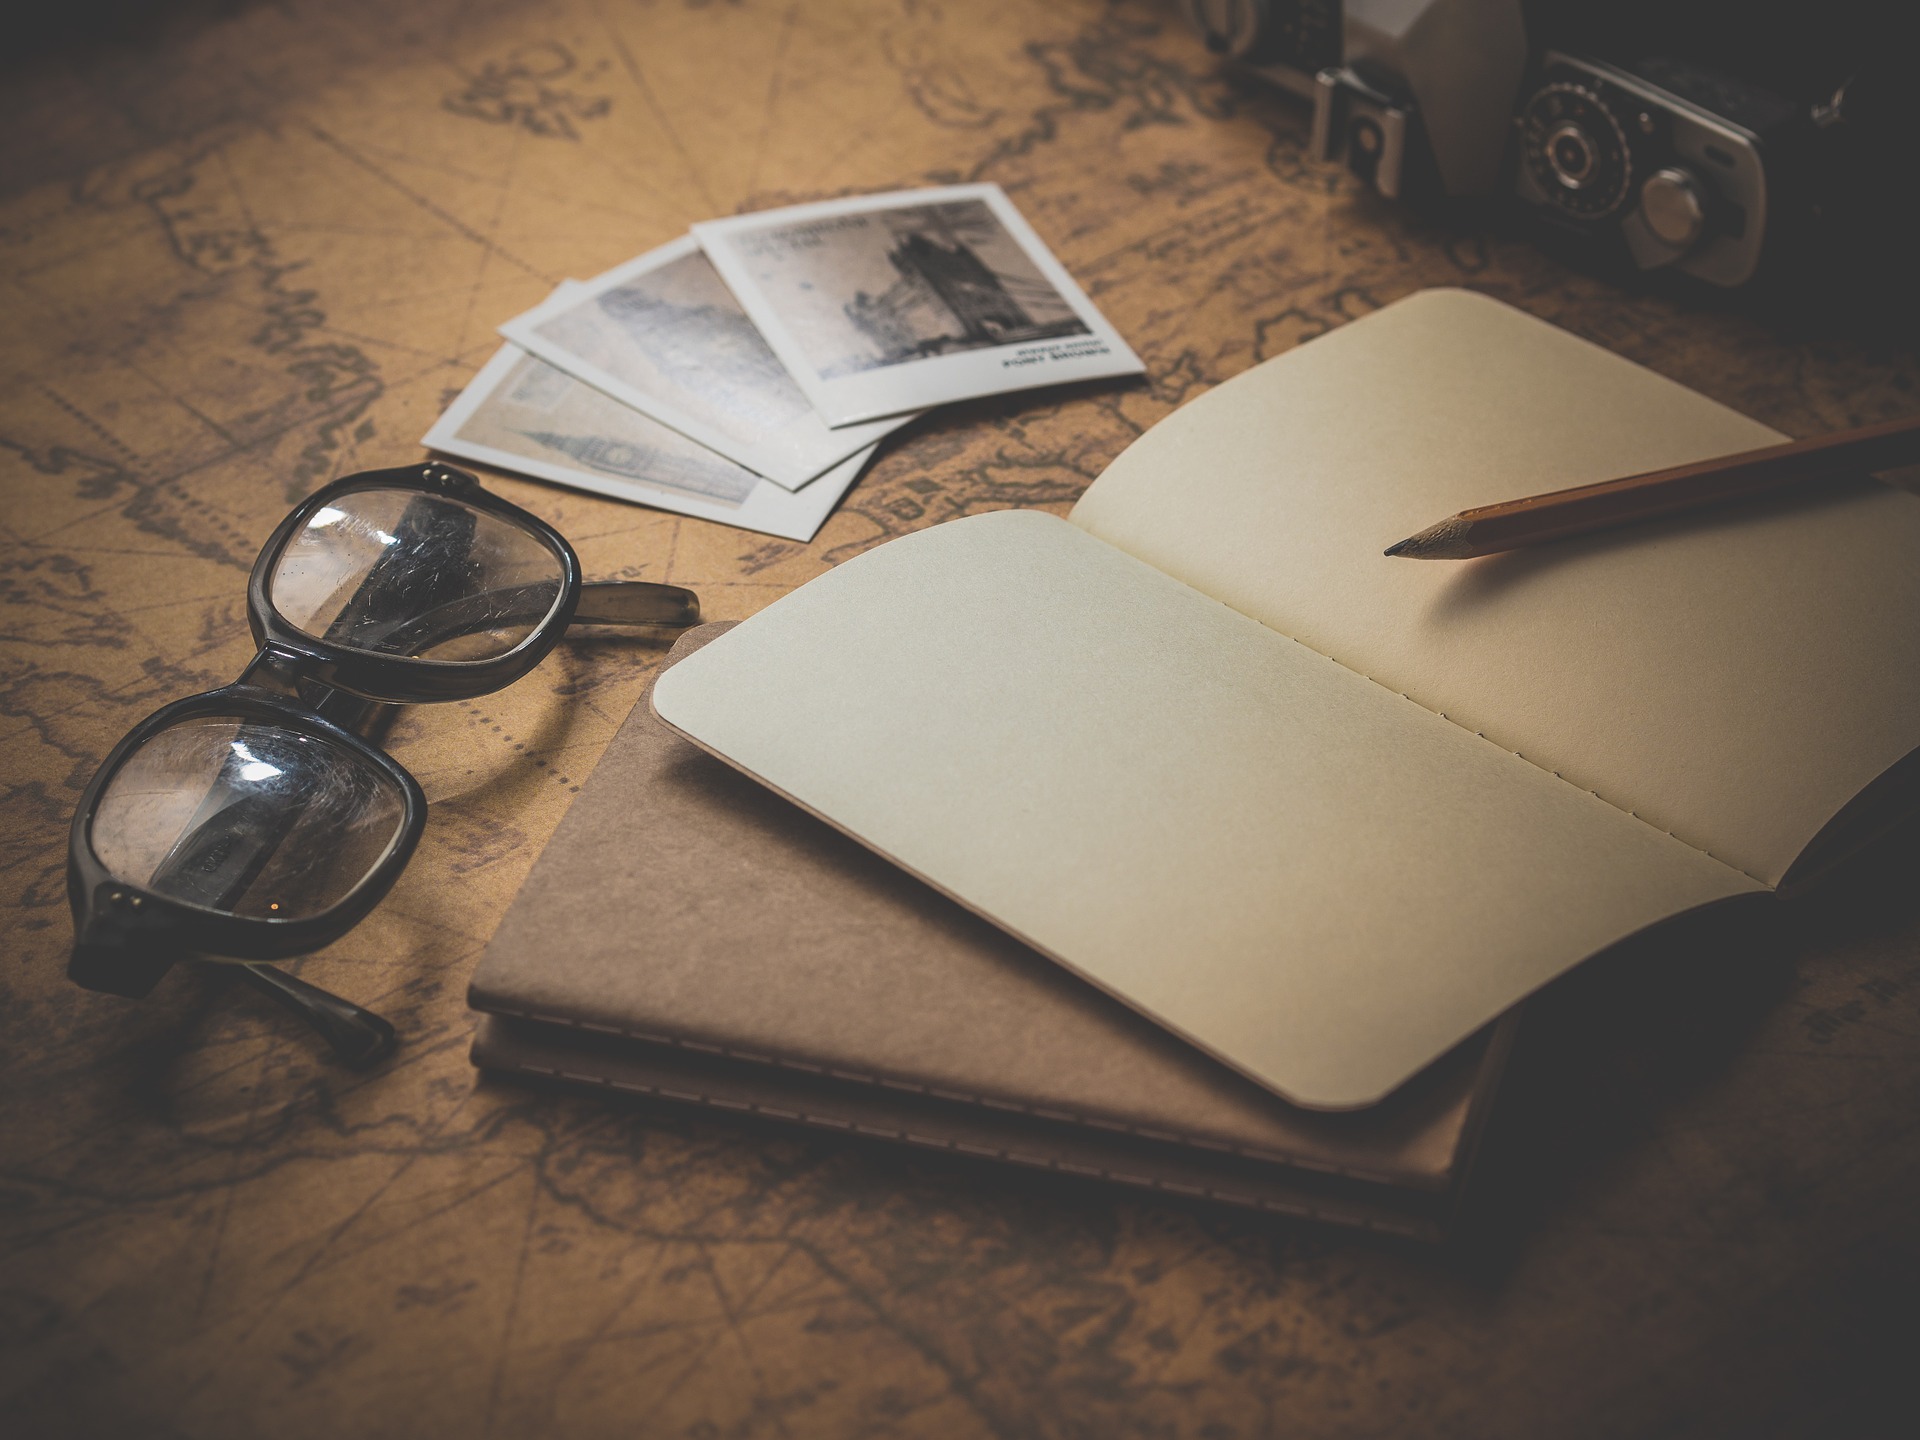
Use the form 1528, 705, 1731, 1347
67, 461, 699, 1061
68, 686, 428, 974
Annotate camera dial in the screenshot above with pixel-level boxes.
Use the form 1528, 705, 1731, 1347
1638, 167, 1708, 250
1520, 81, 1632, 220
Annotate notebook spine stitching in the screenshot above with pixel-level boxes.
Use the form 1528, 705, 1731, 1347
487, 1004, 1406, 1188
504, 1055, 1433, 1239
1298, 650, 1769, 886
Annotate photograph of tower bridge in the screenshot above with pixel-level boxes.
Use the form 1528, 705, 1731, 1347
734, 197, 1091, 378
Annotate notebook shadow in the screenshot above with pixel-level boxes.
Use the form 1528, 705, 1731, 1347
1448, 812, 1920, 1284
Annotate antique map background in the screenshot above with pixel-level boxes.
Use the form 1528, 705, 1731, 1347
3, 1, 1917, 1435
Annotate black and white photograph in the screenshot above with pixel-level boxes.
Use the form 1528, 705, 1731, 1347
421, 345, 873, 542
695, 184, 1143, 425
499, 242, 913, 489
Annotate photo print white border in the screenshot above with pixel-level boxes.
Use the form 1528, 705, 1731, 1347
423, 345, 874, 543
693, 184, 1144, 426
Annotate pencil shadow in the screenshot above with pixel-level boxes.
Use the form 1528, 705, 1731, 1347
1421, 473, 1890, 622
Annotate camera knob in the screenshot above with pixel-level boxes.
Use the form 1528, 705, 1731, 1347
1639, 166, 1708, 250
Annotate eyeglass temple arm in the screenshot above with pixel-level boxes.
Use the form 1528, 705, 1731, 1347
236, 963, 397, 1066
571, 581, 700, 628
139, 793, 399, 1066
343, 580, 702, 658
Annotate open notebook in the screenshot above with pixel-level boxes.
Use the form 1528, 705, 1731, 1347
653, 289, 1920, 1111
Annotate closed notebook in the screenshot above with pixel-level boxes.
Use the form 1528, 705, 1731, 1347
652, 288, 1920, 1111
470, 625, 1519, 1239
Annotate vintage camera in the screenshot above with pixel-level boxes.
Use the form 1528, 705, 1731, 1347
1180, 0, 1529, 200
1181, 0, 1912, 294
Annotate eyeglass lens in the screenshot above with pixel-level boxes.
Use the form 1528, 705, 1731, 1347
91, 716, 407, 922
268, 487, 565, 663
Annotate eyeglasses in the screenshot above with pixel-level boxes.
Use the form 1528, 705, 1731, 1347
67, 462, 699, 1065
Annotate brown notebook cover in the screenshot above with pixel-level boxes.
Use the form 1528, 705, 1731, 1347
468, 625, 1519, 1238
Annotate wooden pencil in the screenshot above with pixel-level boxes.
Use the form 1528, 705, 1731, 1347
1384, 411, 1920, 559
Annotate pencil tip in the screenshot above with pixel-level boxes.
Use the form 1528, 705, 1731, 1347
1383, 517, 1475, 560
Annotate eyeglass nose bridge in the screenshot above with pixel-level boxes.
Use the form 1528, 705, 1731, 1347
228, 645, 390, 735
237, 644, 313, 695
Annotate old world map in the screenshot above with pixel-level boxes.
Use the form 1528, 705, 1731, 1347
3, 1, 1917, 1436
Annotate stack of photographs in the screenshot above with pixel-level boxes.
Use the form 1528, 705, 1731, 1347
423, 184, 1143, 542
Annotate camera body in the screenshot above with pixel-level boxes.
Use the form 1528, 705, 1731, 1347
1180, 0, 1899, 291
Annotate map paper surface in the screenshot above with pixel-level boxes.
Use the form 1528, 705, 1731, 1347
5, 2, 1918, 1436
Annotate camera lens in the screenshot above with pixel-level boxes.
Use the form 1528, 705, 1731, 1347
1520, 81, 1632, 220
1547, 124, 1596, 186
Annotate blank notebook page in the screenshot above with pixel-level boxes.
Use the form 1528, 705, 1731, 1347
1071, 289, 1920, 886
